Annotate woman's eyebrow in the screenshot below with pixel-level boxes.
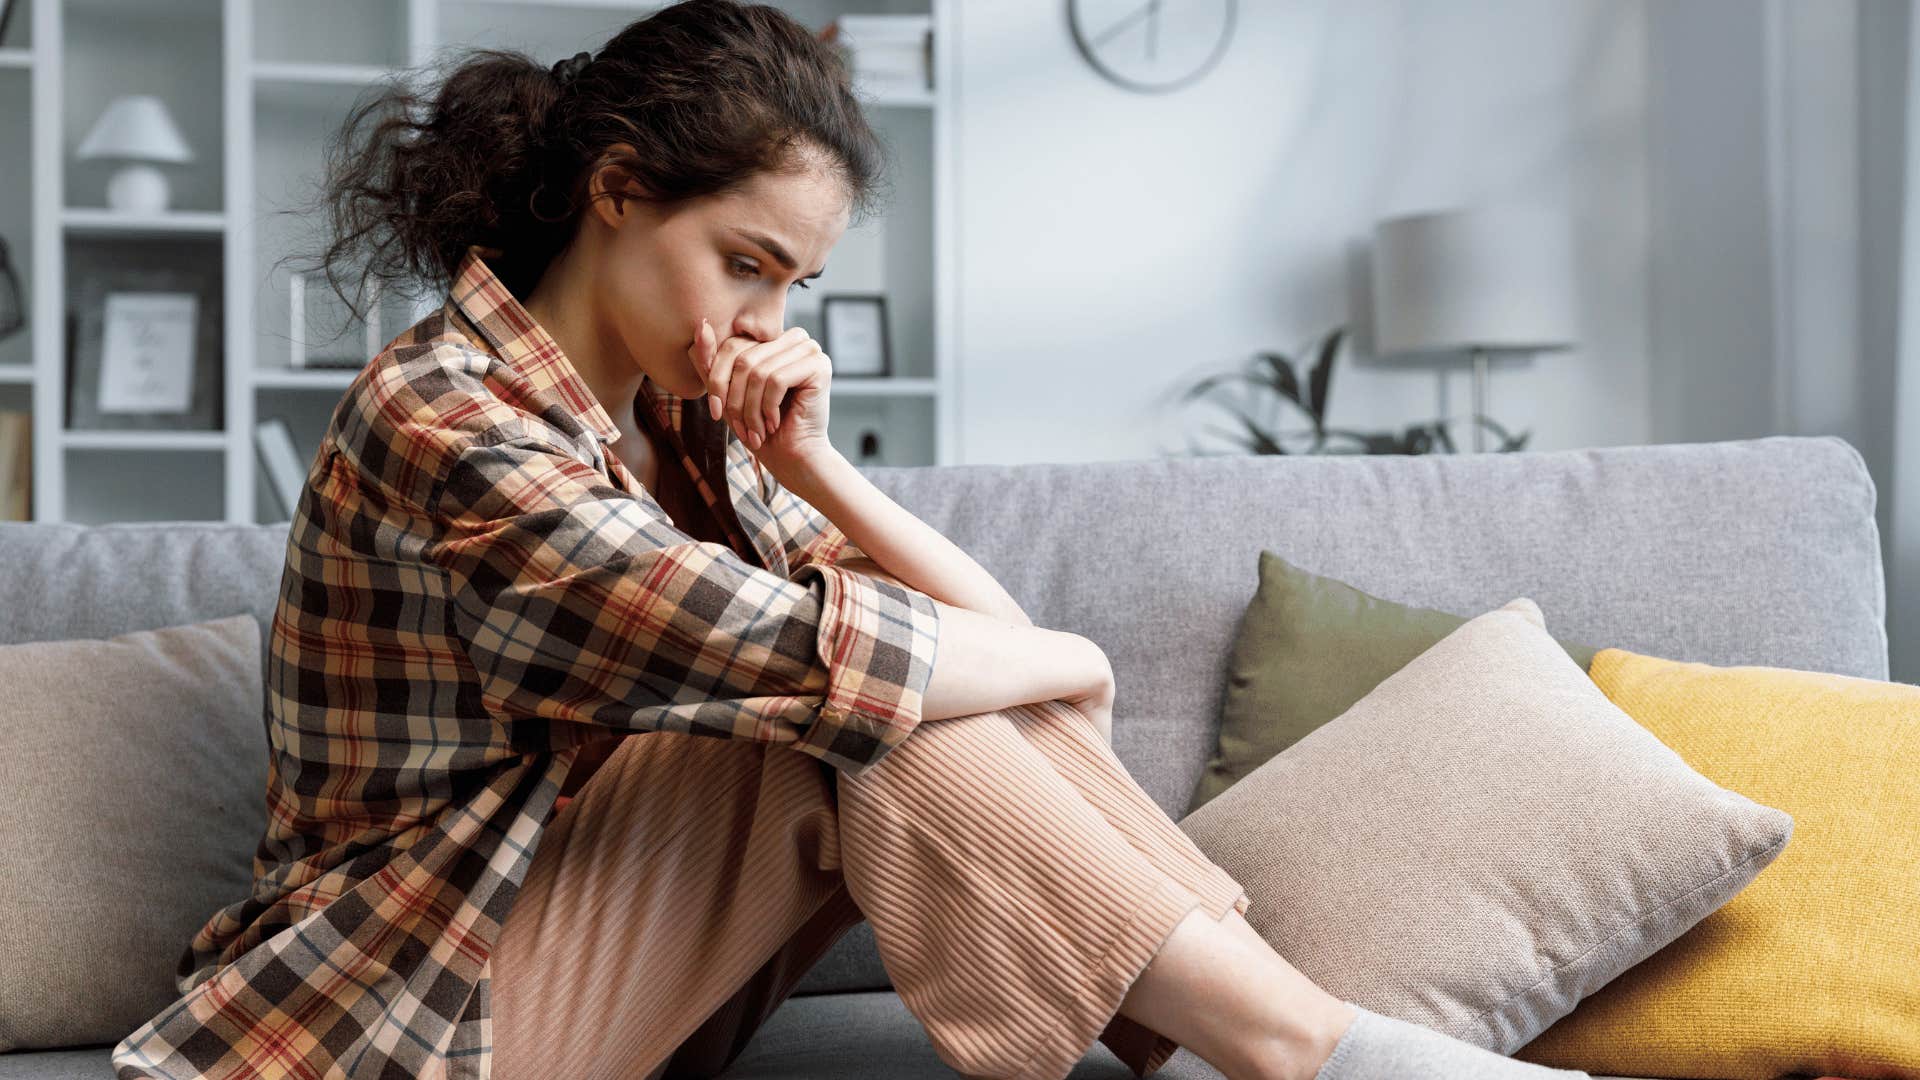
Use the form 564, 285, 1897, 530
730, 227, 826, 280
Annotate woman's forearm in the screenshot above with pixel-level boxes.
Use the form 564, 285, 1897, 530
772, 448, 1033, 626
915, 599, 1110, 723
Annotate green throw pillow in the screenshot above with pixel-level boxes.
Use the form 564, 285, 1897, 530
1187, 549, 1602, 815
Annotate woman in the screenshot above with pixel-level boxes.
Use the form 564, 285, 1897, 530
111, 3, 1595, 1079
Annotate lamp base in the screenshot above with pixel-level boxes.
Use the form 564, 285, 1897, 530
1472, 347, 1490, 452
105, 164, 172, 215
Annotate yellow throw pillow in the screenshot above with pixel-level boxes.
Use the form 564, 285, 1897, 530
1513, 647, 1920, 1080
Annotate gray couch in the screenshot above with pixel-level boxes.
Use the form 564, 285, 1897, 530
0, 434, 1888, 1080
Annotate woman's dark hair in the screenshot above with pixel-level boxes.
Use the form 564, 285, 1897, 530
280, 0, 891, 331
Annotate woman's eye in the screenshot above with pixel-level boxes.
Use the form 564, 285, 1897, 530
728, 258, 812, 291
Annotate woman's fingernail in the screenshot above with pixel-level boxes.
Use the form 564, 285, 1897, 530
709, 396, 720, 421
748, 430, 761, 450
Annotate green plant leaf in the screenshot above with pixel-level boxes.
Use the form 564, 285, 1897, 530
1306, 326, 1343, 425
1178, 369, 1253, 403
1257, 351, 1304, 410
1218, 404, 1286, 454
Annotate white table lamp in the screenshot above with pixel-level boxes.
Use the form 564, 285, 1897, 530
76, 95, 196, 215
1371, 204, 1578, 450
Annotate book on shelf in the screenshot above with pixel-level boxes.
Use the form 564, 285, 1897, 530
254, 417, 307, 520
0, 409, 30, 521
822, 14, 933, 93
290, 271, 384, 370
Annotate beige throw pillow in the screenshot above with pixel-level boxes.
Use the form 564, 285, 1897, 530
0, 614, 267, 1052
1177, 598, 1794, 1053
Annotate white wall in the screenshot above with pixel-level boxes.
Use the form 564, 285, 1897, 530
950, 0, 1652, 465
949, 0, 1914, 682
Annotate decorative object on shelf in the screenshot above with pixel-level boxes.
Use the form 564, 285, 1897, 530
0, 409, 29, 521
1371, 203, 1578, 452
75, 95, 196, 215
288, 271, 383, 370
819, 15, 932, 97
65, 243, 222, 432
0, 235, 23, 341
0, 0, 18, 50
1176, 324, 1531, 455
821, 293, 892, 377
856, 429, 883, 466
97, 292, 196, 415
1069, 0, 1237, 94
254, 417, 306, 520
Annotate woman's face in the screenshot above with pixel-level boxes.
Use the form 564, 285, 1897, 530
589, 153, 850, 402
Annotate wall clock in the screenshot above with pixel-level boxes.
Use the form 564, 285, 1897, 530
1068, 0, 1237, 94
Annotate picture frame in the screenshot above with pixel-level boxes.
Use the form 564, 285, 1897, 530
65, 239, 223, 431
820, 293, 891, 378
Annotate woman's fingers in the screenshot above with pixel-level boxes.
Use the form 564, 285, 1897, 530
703, 323, 756, 423
718, 327, 807, 445
749, 339, 824, 441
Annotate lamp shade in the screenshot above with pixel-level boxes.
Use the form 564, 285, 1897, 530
1371, 204, 1577, 355
76, 95, 194, 164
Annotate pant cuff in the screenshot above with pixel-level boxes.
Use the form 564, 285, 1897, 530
1006, 873, 1206, 1080
1098, 870, 1252, 1077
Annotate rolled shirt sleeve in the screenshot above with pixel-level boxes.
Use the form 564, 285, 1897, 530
429, 432, 942, 776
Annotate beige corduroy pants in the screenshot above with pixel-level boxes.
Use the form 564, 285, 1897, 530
491, 698, 1252, 1080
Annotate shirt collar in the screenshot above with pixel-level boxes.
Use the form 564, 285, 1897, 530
446, 244, 622, 445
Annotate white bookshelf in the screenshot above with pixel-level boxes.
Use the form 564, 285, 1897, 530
4, 0, 955, 525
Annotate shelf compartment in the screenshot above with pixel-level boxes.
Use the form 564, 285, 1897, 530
62, 0, 224, 214
253, 0, 410, 69
437, 1, 663, 61
64, 233, 225, 434
253, 60, 406, 106
63, 446, 223, 524
253, 388, 340, 524
825, 392, 933, 468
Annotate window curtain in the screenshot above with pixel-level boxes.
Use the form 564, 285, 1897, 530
1891, 2, 1920, 685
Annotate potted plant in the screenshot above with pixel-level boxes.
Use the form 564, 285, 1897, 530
1177, 325, 1530, 455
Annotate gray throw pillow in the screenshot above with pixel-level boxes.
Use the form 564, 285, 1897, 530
0, 614, 266, 1052
1177, 597, 1794, 1054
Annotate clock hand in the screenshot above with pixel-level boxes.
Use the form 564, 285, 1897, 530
1147, 0, 1161, 61
1093, 0, 1157, 48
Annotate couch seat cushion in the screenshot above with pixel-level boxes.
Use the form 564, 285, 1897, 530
713, 990, 1674, 1080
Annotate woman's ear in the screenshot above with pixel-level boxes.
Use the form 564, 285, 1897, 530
587, 143, 654, 226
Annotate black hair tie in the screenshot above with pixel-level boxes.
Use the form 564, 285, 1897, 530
551, 50, 592, 87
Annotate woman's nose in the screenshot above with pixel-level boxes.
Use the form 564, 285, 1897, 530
732, 314, 785, 347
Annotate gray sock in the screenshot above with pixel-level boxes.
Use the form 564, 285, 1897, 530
1311, 1003, 1593, 1080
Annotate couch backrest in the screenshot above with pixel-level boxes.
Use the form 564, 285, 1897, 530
0, 434, 1889, 820
861, 434, 1888, 815
0, 433, 1888, 1009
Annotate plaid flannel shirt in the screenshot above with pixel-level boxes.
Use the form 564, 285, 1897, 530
109, 244, 943, 1080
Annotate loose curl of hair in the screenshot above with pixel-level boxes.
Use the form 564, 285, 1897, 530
277, 0, 891, 337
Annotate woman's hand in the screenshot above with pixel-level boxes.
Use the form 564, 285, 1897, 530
690, 318, 834, 474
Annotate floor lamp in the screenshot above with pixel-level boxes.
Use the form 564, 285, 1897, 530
1371, 205, 1578, 451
